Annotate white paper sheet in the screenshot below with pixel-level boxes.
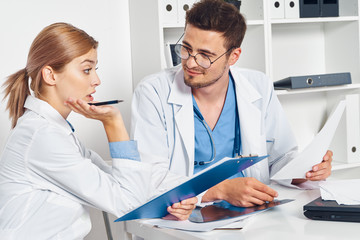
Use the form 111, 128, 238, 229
142, 215, 249, 232
320, 179, 360, 205
271, 100, 346, 180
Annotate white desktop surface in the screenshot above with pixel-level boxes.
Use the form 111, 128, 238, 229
124, 183, 359, 240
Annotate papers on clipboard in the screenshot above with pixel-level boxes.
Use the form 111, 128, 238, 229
271, 100, 346, 180
115, 155, 268, 222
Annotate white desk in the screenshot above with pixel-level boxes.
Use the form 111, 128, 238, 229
124, 183, 359, 240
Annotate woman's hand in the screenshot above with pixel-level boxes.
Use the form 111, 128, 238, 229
162, 197, 198, 221
65, 98, 120, 122
65, 98, 129, 142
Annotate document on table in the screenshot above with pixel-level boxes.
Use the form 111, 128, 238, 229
271, 100, 346, 180
142, 216, 248, 232
320, 179, 360, 205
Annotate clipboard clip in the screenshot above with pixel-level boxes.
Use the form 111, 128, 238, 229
235, 154, 259, 159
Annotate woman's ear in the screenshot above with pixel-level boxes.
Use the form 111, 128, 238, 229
42, 66, 56, 86
228, 47, 241, 66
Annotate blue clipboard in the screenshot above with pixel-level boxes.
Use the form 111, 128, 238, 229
115, 155, 267, 222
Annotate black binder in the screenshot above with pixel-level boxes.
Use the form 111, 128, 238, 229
300, 0, 320, 18
274, 72, 352, 90
320, 0, 339, 17
300, 0, 339, 18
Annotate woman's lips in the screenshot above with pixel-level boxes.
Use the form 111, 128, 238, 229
87, 94, 94, 102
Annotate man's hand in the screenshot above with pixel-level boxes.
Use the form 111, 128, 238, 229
163, 197, 198, 221
202, 177, 278, 207
306, 150, 333, 181
292, 150, 333, 185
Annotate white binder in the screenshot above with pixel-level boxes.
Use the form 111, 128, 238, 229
344, 94, 360, 163
177, 0, 197, 26
161, 0, 178, 26
285, 0, 300, 19
270, 0, 285, 19
330, 94, 360, 164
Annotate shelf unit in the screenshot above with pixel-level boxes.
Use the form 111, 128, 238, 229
129, 0, 360, 168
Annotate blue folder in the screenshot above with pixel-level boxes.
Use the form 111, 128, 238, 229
115, 155, 267, 222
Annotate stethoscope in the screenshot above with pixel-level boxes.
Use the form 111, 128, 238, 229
193, 94, 241, 166
193, 107, 217, 166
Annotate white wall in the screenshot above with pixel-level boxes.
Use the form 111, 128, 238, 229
0, 0, 133, 239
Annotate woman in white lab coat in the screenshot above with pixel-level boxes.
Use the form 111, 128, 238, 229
0, 22, 196, 240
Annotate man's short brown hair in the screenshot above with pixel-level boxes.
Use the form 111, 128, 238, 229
186, 0, 247, 50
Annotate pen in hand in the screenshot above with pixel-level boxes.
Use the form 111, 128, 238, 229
88, 100, 124, 106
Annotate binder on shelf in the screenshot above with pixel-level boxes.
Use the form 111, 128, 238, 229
344, 94, 360, 163
270, 0, 285, 19
177, 0, 196, 26
224, 0, 241, 10
115, 155, 268, 222
285, 0, 300, 19
331, 94, 360, 164
320, 0, 339, 17
300, 0, 320, 18
273, 72, 352, 90
161, 0, 178, 25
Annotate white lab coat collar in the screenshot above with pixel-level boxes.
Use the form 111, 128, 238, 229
168, 68, 195, 171
24, 95, 73, 135
229, 67, 265, 156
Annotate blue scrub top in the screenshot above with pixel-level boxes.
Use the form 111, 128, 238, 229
193, 75, 242, 176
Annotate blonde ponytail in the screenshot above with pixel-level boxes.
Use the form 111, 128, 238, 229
2, 68, 30, 128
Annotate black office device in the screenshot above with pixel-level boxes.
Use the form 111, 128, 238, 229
273, 72, 351, 90
303, 197, 360, 222
169, 44, 181, 67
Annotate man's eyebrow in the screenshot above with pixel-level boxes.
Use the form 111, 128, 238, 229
182, 41, 217, 57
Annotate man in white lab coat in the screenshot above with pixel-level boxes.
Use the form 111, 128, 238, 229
131, 0, 333, 207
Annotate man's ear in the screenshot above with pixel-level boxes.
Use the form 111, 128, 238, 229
228, 47, 241, 66
42, 66, 56, 86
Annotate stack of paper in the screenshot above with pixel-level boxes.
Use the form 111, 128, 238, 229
320, 179, 360, 205
142, 216, 248, 232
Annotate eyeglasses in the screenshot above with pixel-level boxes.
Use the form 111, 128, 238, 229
174, 33, 235, 69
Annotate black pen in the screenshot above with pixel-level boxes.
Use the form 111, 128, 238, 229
88, 100, 124, 106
